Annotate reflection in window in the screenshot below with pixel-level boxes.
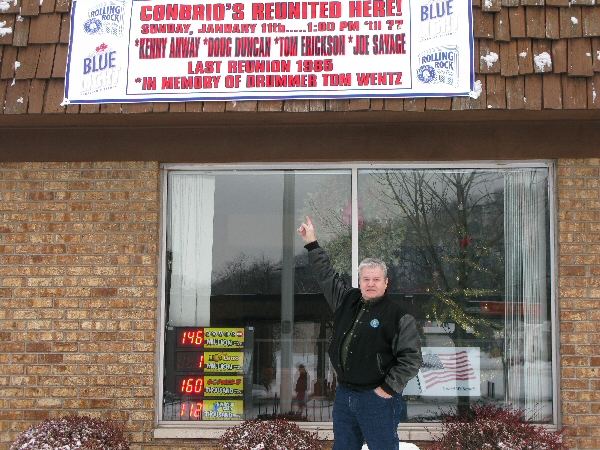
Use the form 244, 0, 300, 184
164, 170, 350, 422
161, 166, 555, 425
358, 169, 552, 423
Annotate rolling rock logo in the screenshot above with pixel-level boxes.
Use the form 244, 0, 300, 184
416, 46, 459, 88
84, 0, 125, 37
80, 43, 120, 95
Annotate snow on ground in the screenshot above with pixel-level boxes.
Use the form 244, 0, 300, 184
361, 444, 420, 450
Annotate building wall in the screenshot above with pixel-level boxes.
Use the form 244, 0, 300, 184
557, 158, 600, 450
0, 159, 598, 449
0, 162, 160, 449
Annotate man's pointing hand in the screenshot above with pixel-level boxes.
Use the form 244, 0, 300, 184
297, 216, 317, 244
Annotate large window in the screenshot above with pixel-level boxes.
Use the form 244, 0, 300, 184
157, 163, 557, 429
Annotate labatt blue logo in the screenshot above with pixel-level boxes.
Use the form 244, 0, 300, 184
84, 0, 125, 37
417, 46, 459, 87
80, 43, 120, 95
419, 0, 459, 42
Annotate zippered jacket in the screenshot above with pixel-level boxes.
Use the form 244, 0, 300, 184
307, 242, 422, 395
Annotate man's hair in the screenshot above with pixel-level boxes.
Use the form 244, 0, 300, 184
358, 258, 388, 280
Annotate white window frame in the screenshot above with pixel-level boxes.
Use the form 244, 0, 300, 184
153, 161, 559, 440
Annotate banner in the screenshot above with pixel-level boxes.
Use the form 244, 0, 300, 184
64, 0, 473, 103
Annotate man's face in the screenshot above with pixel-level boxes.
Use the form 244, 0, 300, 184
359, 266, 388, 301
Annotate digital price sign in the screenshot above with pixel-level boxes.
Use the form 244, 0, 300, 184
176, 328, 245, 348
165, 326, 252, 421
176, 351, 245, 373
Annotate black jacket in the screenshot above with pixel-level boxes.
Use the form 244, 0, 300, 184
307, 242, 422, 395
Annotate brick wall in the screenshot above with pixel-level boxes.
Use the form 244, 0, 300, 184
557, 158, 600, 450
0, 162, 160, 449
1, 159, 599, 450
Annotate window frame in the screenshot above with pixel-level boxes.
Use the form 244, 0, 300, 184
154, 161, 559, 439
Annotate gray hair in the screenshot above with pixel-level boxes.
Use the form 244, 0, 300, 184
358, 258, 388, 280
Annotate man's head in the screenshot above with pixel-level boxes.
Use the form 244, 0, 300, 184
358, 258, 389, 301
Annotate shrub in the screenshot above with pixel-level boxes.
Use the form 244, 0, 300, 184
10, 414, 129, 450
219, 419, 323, 450
429, 404, 568, 450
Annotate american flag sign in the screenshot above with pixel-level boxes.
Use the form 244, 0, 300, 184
416, 348, 480, 396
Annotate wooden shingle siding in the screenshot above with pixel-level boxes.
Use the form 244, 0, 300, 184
21, 0, 40, 17
568, 38, 594, 76
1, 4, 600, 112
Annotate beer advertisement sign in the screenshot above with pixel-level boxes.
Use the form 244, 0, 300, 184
64, 0, 473, 103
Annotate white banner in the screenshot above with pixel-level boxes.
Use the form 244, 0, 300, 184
64, 0, 473, 103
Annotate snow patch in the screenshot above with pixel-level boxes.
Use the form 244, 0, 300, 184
469, 80, 482, 99
481, 52, 498, 68
17, 97, 23, 103
362, 444, 420, 450
587, 53, 592, 57
0, 1, 10, 11
519, 51, 527, 58
571, 16, 578, 25
534, 52, 552, 71
16, 15, 23, 21
484, 0, 492, 8
0, 20, 12, 37
14, 61, 20, 71
593, 88, 597, 104
597, 50, 600, 61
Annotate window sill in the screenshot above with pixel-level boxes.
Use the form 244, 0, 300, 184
152, 423, 446, 440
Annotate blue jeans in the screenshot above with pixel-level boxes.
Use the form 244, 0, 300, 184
332, 385, 403, 450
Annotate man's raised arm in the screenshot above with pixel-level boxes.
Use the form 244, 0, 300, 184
297, 216, 350, 309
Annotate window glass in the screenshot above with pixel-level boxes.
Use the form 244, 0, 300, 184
161, 166, 554, 425
163, 170, 350, 422
358, 168, 553, 423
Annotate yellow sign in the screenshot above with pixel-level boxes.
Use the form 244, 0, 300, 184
203, 400, 245, 420
203, 328, 245, 348
204, 352, 245, 372
203, 376, 244, 396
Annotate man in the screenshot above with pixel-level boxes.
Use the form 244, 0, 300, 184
294, 363, 310, 411
297, 216, 422, 450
